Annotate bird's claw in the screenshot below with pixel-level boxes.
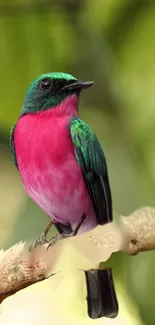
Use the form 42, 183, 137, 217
47, 215, 86, 249
47, 232, 73, 250
30, 214, 86, 251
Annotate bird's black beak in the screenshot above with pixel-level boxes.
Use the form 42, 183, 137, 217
60, 80, 94, 92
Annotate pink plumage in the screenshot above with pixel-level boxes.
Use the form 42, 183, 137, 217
14, 95, 96, 234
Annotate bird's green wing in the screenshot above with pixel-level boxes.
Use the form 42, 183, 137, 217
10, 124, 18, 169
69, 117, 112, 224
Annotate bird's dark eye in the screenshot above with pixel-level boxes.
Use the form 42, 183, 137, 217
39, 78, 53, 91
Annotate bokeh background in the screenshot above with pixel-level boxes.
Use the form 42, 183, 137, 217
0, 0, 155, 324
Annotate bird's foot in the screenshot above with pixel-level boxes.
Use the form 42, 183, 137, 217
47, 232, 70, 249
47, 214, 86, 249
29, 220, 53, 251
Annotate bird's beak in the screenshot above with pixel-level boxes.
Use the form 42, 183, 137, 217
60, 80, 94, 92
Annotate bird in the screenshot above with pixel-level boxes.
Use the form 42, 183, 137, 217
10, 72, 118, 319
10, 72, 113, 240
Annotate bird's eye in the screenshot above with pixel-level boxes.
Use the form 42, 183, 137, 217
39, 78, 53, 91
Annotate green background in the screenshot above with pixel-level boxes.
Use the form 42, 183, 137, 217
0, 1, 155, 324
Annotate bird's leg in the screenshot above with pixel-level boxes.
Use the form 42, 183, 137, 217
71, 214, 86, 236
47, 214, 86, 249
30, 220, 53, 251
38, 220, 53, 243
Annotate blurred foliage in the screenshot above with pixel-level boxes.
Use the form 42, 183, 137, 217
0, 0, 155, 324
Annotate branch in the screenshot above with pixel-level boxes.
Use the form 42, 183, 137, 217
0, 241, 59, 302
0, 206, 155, 300
120, 206, 155, 254
67, 206, 155, 264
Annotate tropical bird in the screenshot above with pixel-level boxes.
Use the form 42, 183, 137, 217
10, 72, 113, 240
10, 72, 118, 319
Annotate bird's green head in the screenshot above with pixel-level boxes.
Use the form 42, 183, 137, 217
21, 72, 94, 115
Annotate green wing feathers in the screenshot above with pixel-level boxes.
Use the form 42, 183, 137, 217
10, 124, 18, 169
69, 117, 112, 224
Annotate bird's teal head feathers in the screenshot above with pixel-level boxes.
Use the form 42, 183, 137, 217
21, 72, 94, 115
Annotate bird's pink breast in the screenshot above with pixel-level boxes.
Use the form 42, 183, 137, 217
14, 108, 95, 232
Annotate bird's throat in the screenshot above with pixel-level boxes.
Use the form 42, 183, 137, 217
52, 94, 79, 117
33, 94, 79, 118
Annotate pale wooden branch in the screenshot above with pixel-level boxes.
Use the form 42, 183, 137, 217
119, 206, 155, 255
0, 241, 59, 302
0, 206, 155, 301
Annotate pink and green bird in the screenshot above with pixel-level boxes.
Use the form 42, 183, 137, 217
10, 72, 118, 319
10, 72, 113, 236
